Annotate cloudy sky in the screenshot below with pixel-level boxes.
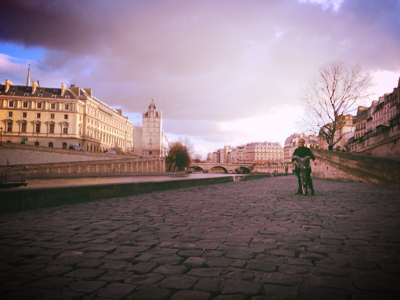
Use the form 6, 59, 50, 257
1, 0, 399, 158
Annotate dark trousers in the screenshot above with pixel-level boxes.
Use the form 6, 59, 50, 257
295, 168, 314, 191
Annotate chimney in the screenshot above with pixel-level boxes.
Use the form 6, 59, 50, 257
61, 83, 66, 96
32, 81, 39, 94
116, 109, 122, 115
84, 88, 92, 97
5, 79, 12, 92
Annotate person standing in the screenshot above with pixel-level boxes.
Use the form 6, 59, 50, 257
292, 139, 315, 195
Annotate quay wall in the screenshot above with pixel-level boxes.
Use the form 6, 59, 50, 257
312, 149, 400, 188
0, 174, 271, 212
0, 142, 127, 166
0, 157, 166, 178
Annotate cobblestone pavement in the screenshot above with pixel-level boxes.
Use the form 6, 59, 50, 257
1, 176, 400, 300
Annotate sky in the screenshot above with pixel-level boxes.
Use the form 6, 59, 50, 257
0, 0, 399, 158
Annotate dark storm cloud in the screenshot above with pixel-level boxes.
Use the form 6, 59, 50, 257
1, 0, 399, 148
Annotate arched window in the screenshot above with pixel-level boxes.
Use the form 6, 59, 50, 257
35, 141, 39, 146
62, 142, 67, 149
49, 142, 53, 147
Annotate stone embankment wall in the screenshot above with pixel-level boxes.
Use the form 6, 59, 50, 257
0, 142, 128, 166
0, 157, 166, 179
253, 163, 294, 174
312, 149, 400, 188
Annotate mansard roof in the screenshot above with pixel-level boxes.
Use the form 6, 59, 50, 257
0, 83, 76, 99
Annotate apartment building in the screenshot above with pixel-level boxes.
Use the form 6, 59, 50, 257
0, 79, 133, 152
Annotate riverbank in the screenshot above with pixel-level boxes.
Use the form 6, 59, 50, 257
0, 173, 272, 212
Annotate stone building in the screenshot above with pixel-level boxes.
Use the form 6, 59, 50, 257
133, 100, 168, 157
0, 77, 133, 152
318, 114, 355, 150
284, 133, 318, 161
348, 77, 400, 158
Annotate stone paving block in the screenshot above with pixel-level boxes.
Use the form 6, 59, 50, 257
149, 247, 179, 255
279, 265, 309, 274
50, 257, 84, 266
30, 277, 73, 290
203, 251, 224, 257
300, 286, 347, 300
9, 264, 44, 273
380, 263, 400, 273
194, 278, 220, 293
213, 296, 247, 300
352, 292, 400, 300
97, 282, 136, 299
115, 245, 148, 253
264, 284, 298, 299
307, 275, 354, 290
15, 247, 43, 255
188, 268, 223, 277
184, 257, 206, 267
103, 252, 138, 261
69, 280, 106, 293
83, 251, 108, 259
270, 249, 296, 257
286, 258, 313, 266
128, 262, 157, 274
41, 265, 73, 276
98, 271, 133, 281
64, 268, 105, 279
134, 253, 156, 262
171, 290, 210, 300
260, 272, 303, 285
179, 250, 204, 257
246, 260, 276, 272
151, 254, 184, 265
153, 264, 186, 275
312, 267, 352, 277
77, 259, 103, 268
160, 275, 197, 289
83, 244, 118, 252
98, 260, 131, 270
1, 291, 39, 300
221, 279, 261, 295
131, 285, 171, 300
299, 252, 326, 260
125, 273, 164, 285
205, 258, 234, 267
353, 277, 400, 292
225, 252, 254, 259
0, 262, 13, 271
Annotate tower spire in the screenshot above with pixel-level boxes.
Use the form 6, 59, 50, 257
26, 64, 31, 86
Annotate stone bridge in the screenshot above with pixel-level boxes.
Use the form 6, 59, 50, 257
189, 163, 254, 174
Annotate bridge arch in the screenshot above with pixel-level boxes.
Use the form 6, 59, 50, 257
235, 166, 251, 174
188, 166, 205, 173
210, 166, 228, 174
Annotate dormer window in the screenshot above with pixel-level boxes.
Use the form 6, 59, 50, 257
65, 95, 70, 99
38, 94, 43, 97
51, 95, 56, 98
24, 93, 29, 96
10, 92, 15, 95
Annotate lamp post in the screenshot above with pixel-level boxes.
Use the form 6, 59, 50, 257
0, 127, 3, 142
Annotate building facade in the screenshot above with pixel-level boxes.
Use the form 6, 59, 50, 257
283, 133, 318, 161
318, 114, 355, 150
133, 100, 168, 157
0, 79, 133, 152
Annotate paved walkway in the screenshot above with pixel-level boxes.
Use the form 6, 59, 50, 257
0, 176, 399, 300
8, 173, 230, 190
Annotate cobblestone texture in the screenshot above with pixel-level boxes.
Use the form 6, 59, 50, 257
1, 176, 400, 299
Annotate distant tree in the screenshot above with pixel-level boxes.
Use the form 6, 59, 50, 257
166, 141, 191, 171
299, 60, 373, 150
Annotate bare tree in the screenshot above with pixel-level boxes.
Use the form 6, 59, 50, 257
166, 141, 191, 171
299, 60, 373, 150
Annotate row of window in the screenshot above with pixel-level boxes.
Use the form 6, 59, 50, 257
7, 111, 69, 120
4, 122, 68, 134
7, 101, 70, 110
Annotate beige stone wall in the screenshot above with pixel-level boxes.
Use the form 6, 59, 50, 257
0, 156, 166, 178
312, 149, 400, 188
0, 142, 127, 166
